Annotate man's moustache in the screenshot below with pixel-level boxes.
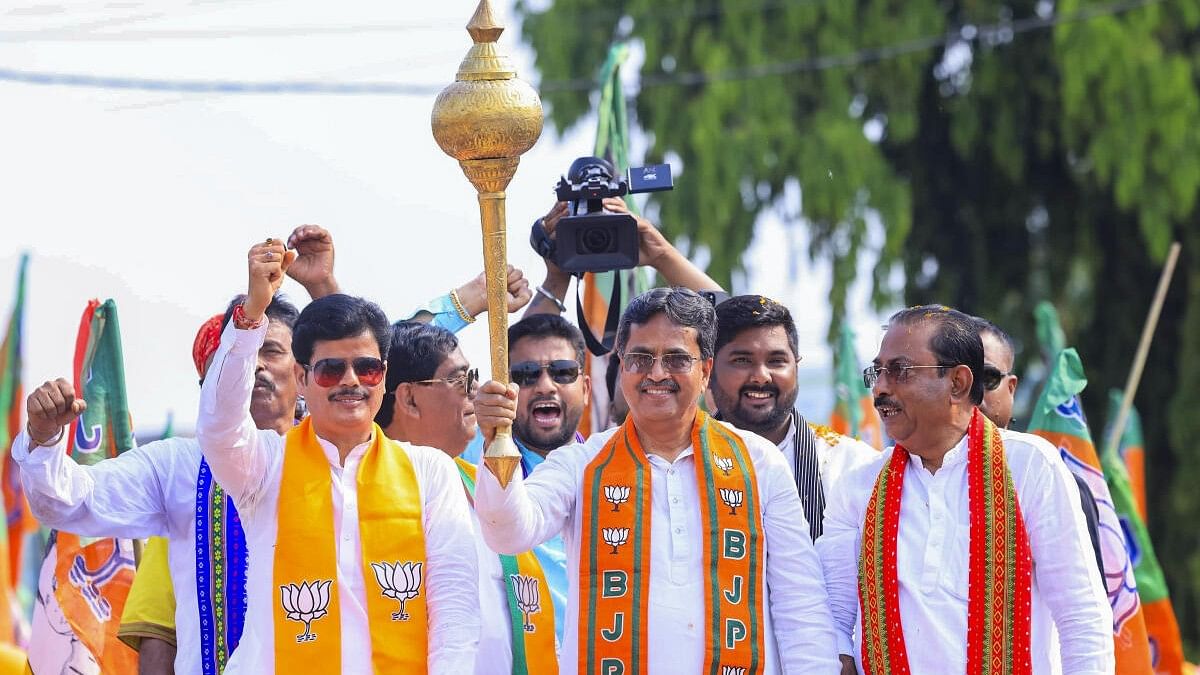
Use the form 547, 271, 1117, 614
328, 387, 369, 401
253, 376, 276, 393
639, 379, 680, 392
874, 395, 900, 409
738, 384, 779, 397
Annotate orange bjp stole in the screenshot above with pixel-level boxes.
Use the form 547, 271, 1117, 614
578, 412, 766, 675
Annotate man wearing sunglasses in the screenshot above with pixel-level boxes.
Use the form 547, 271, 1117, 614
709, 295, 877, 544
817, 305, 1111, 674
472, 287, 839, 673
973, 316, 1104, 577
194, 239, 478, 673
14, 225, 336, 675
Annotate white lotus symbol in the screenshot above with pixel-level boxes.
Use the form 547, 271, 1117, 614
510, 574, 540, 632
719, 488, 744, 515
604, 485, 630, 512
280, 579, 332, 643
371, 561, 423, 621
722, 667, 747, 675
602, 527, 629, 554
715, 456, 734, 476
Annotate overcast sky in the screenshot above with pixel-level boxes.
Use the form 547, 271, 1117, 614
0, 0, 890, 433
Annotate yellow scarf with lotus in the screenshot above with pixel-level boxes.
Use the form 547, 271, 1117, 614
272, 418, 427, 673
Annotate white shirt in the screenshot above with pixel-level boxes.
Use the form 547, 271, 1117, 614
197, 320, 479, 674
776, 417, 879, 499
473, 421, 841, 674
13, 431, 214, 675
469, 505, 518, 675
816, 429, 1115, 674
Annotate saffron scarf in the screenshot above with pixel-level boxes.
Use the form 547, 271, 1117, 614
578, 411, 765, 675
272, 418, 428, 672
456, 458, 559, 675
858, 408, 1032, 675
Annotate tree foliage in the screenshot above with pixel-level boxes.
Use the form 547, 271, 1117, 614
517, 0, 1200, 654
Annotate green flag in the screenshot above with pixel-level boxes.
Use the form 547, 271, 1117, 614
1103, 391, 1185, 673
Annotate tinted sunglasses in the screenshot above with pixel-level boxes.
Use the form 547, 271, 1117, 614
509, 360, 581, 387
302, 357, 385, 388
412, 368, 479, 396
622, 352, 700, 374
981, 365, 1013, 391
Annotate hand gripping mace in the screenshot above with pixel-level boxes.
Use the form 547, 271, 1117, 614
431, 0, 543, 488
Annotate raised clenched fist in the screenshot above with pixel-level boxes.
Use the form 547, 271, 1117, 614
26, 378, 86, 446
245, 238, 297, 321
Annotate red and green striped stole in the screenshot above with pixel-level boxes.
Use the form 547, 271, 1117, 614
578, 412, 766, 675
858, 408, 1032, 675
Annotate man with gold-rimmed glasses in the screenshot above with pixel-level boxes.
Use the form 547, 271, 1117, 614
472, 286, 838, 674
376, 321, 559, 674
817, 304, 1111, 674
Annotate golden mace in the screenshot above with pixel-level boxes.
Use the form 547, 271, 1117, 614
432, 0, 543, 488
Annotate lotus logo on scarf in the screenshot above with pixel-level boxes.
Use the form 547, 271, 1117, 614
603, 485, 630, 512
510, 574, 541, 633
371, 561, 423, 621
279, 580, 332, 643
601, 528, 629, 554
721, 667, 747, 675
714, 456, 734, 476
719, 488, 744, 515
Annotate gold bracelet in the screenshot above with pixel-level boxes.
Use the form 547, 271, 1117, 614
449, 289, 475, 324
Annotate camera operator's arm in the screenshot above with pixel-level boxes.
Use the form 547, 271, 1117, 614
524, 201, 573, 318
601, 197, 725, 293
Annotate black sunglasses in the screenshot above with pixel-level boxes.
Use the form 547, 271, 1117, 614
302, 357, 385, 388
509, 360, 581, 387
981, 365, 1013, 391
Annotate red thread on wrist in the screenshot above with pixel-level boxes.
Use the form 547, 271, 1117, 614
232, 304, 263, 330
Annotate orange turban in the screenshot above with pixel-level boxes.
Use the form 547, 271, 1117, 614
192, 314, 225, 378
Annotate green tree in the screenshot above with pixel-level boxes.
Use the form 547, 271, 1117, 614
517, 0, 1200, 655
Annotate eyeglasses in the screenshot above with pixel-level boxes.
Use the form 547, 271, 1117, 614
412, 368, 479, 396
302, 357, 386, 388
510, 360, 581, 387
862, 364, 945, 388
622, 352, 701, 374
981, 365, 1013, 391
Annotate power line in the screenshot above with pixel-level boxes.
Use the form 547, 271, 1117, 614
0, 0, 1163, 98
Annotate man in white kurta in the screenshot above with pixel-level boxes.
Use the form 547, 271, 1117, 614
196, 238, 479, 674
708, 294, 877, 542
472, 287, 839, 674
816, 305, 1113, 674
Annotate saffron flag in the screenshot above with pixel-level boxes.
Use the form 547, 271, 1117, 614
829, 322, 883, 449
1108, 391, 1147, 520
27, 299, 137, 674
1027, 348, 1153, 673
0, 254, 32, 645
1103, 391, 1185, 674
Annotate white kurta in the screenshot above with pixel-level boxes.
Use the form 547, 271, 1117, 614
816, 429, 1115, 674
13, 430, 217, 675
473, 422, 841, 674
196, 320, 480, 674
775, 418, 879, 501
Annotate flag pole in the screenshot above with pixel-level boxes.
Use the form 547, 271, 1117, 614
1104, 241, 1182, 458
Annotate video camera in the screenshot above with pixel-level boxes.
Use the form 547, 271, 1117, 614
531, 156, 673, 274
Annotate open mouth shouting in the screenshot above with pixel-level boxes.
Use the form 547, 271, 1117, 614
529, 398, 563, 429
